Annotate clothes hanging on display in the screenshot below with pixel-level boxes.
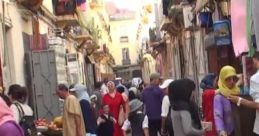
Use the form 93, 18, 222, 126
54, 0, 76, 15
76, 0, 86, 11
162, 0, 170, 16
76, 0, 86, 5
79, 2, 87, 11
252, 0, 259, 51
231, 0, 249, 56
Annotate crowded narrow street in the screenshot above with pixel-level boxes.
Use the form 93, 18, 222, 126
0, 0, 259, 136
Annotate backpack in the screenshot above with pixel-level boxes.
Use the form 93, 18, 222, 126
14, 103, 36, 136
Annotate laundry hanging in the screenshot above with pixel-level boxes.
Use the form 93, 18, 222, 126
54, 0, 76, 15
77, 0, 87, 11
231, 0, 249, 56
252, 0, 259, 51
162, 0, 170, 16
76, 0, 86, 6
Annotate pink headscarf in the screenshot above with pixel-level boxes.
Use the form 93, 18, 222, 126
0, 97, 14, 126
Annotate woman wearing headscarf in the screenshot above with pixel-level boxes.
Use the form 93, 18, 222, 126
200, 73, 217, 136
102, 81, 129, 136
214, 66, 240, 136
74, 84, 97, 136
0, 97, 24, 136
169, 78, 208, 136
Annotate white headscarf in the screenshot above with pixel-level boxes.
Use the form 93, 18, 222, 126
74, 84, 90, 102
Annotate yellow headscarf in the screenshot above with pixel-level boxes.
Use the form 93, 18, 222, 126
218, 65, 240, 97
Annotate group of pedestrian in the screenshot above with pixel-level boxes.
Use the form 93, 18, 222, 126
1, 52, 259, 136
199, 52, 259, 136
133, 51, 259, 136
55, 81, 128, 136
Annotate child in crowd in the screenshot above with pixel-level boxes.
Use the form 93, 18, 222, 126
200, 73, 217, 136
97, 104, 116, 136
122, 99, 149, 136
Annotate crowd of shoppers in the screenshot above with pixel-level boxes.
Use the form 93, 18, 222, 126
1, 52, 259, 136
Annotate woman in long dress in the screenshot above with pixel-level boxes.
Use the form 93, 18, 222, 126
214, 66, 240, 136
102, 81, 128, 136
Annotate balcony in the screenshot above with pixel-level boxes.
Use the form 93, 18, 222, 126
68, 33, 92, 41
17, 0, 43, 10
56, 14, 79, 27
72, 26, 91, 39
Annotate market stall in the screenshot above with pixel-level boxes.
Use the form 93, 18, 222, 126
35, 117, 62, 136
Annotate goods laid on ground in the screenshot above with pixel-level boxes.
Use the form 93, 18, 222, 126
34, 117, 63, 136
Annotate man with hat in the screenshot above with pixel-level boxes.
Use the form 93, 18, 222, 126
141, 72, 164, 136
122, 99, 149, 136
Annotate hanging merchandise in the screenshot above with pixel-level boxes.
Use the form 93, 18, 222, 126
142, 54, 156, 83
168, 5, 184, 27
213, 20, 231, 46
187, 0, 196, 4
195, 0, 209, 12
204, 32, 215, 48
247, 0, 256, 56
183, 6, 195, 28
54, 0, 76, 16
76, 0, 86, 6
79, 2, 87, 11
231, 0, 249, 56
142, 15, 149, 25
145, 4, 153, 14
76, 0, 87, 11
199, 8, 213, 28
162, 0, 170, 16
218, 0, 230, 17
252, 0, 259, 51
164, 5, 184, 36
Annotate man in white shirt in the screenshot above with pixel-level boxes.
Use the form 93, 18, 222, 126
229, 52, 259, 136
160, 79, 174, 136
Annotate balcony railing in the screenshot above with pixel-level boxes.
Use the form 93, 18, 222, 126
17, 0, 43, 10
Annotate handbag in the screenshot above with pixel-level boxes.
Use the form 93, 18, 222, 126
199, 9, 213, 28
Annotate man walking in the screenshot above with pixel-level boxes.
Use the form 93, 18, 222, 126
141, 73, 164, 136
56, 84, 86, 136
229, 52, 259, 136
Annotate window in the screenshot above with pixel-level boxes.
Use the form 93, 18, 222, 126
122, 48, 129, 60
120, 36, 129, 43
122, 48, 131, 65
